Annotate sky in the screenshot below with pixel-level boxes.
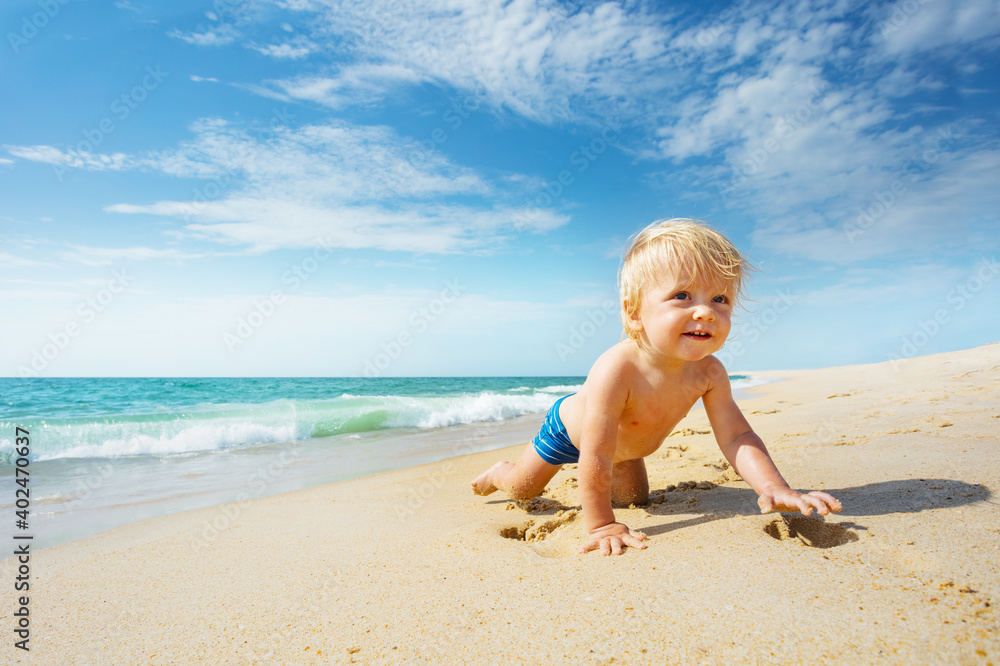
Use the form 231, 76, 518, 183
1, 0, 998, 378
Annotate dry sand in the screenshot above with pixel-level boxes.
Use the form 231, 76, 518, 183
5, 344, 999, 664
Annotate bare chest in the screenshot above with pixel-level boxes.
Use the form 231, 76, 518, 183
613, 389, 702, 461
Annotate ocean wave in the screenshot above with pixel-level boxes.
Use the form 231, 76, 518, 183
0, 389, 565, 462
730, 375, 775, 391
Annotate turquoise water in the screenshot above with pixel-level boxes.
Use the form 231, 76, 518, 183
0, 375, 754, 550
0, 376, 589, 463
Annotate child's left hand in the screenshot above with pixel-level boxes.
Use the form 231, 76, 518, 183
758, 487, 842, 516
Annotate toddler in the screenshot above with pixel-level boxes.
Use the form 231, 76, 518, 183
471, 218, 841, 555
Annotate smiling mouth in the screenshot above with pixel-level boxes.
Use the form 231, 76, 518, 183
683, 331, 712, 340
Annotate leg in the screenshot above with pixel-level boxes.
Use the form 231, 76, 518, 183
610, 458, 649, 507
471, 444, 562, 501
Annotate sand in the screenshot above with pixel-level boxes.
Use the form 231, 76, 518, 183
5, 344, 999, 664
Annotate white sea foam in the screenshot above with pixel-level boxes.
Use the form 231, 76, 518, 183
5, 389, 567, 461
36, 420, 301, 461
730, 375, 776, 392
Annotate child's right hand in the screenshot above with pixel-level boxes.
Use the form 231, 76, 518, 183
579, 522, 647, 556
757, 487, 842, 516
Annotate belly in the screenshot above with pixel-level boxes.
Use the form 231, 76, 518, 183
613, 424, 677, 462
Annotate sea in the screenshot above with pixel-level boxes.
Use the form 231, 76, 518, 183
0, 375, 759, 550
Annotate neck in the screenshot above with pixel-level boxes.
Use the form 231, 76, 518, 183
630, 338, 689, 375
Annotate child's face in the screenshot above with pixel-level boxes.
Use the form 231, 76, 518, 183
627, 264, 733, 363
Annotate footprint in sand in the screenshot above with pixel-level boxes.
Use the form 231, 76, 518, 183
505, 495, 571, 514
764, 515, 858, 548
500, 510, 579, 556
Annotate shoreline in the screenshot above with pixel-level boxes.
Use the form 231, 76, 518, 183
7, 375, 775, 553
11, 413, 547, 553
6, 345, 999, 663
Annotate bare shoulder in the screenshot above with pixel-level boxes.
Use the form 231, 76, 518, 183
696, 354, 733, 397
581, 342, 639, 400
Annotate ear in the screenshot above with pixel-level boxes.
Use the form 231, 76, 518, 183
623, 299, 643, 334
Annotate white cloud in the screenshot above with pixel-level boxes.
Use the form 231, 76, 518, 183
59, 246, 216, 267
629, 0, 1000, 265
5, 145, 135, 170
256, 0, 678, 122
15, 0, 1000, 268
251, 64, 424, 109
249, 41, 316, 59
0, 252, 49, 268
875, 0, 1000, 55
234, 0, 997, 268
167, 25, 239, 46
0, 116, 569, 254
107, 199, 567, 254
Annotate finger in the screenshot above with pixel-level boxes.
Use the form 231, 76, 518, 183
600, 539, 611, 557
802, 493, 834, 515
629, 529, 648, 541
579, 541, 596, 554
610, 538, 623, 556
812, 495, 834, 515
796, 496, 814, 516
809, 491, 843, 512
623, 535, 646, 550
758, 495, 774, 514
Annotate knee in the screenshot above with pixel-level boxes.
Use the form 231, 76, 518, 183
611, 485, 649, 507
610, 459, 649, 507
507, 487, 539, 502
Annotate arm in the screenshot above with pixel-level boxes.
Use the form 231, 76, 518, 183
702, 359, 842, 516
576, 357, 647, 555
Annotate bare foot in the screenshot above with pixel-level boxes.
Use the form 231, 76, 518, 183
471, 461, 511, 495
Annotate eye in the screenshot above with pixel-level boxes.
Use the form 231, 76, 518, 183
672, 292, 689, 300
713, 295, 729, 304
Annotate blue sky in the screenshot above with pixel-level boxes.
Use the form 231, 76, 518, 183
2, 0, 998, 377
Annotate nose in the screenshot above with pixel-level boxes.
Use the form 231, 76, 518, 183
693, 303, 715, 321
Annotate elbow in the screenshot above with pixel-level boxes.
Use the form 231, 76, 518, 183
720, 431, 763, 463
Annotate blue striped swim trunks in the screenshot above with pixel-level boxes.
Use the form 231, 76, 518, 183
532, 394, 579, 465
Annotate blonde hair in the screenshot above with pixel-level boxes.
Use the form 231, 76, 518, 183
618, 218, 753, 340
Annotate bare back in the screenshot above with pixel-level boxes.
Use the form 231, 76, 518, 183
559, 340, 719, 462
